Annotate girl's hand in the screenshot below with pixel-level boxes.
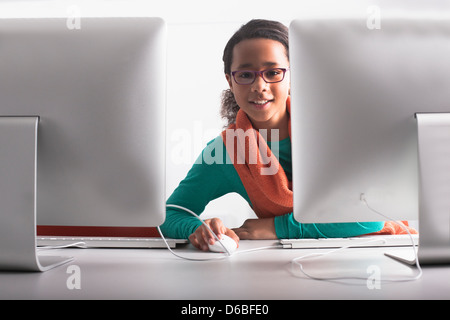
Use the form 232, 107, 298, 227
189, 218, 239, 251
232, 218, 277, 240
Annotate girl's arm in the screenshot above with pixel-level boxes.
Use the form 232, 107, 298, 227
233, 214, 384, 240
160, 137, 245, 240
274, 213, 384, 239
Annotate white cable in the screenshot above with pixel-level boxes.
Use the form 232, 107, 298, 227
361, 195, 423, 281
291, 238, 388, 282
37, 242, 87, 250
290, 194, 422, 283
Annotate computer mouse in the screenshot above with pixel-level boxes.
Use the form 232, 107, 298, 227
208, 234, 237, 254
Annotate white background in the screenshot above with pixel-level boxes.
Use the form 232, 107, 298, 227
1, 0, 448, 227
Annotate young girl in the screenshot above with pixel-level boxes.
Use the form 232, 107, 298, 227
160, 19, 410, 251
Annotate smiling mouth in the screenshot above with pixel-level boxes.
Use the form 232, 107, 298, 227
250, 99, 273, 107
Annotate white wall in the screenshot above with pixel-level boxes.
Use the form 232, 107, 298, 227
1, 0, 448, 227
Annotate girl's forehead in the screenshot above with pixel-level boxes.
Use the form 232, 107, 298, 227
231, 38, 289, 70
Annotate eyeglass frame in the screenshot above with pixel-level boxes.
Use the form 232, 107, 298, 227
230, 67, 290, 85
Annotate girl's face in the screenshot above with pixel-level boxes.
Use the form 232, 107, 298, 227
226, 38, 290, 132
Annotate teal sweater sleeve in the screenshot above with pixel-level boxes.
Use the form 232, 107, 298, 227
160, 136, 250, 239
274, 214, 384, 239
160, 135, 384, 239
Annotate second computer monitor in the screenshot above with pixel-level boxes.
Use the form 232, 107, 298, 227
289, 17, 450, 223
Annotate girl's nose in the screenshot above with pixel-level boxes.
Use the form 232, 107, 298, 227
251, 74, 268, 92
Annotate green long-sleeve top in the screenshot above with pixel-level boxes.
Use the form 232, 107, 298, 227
160, 135, 384, 239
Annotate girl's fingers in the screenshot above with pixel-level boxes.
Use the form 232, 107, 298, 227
189, 228, 208, 251
208, 218, 227, 242
189, 218, 236, 251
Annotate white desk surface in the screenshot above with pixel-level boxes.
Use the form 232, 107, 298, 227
1, 240, 449, 300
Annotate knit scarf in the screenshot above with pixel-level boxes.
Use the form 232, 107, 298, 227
221, 98, 293, 218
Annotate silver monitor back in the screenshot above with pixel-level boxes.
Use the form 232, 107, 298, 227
0, 17, 167, 230
290, 17, 450, 223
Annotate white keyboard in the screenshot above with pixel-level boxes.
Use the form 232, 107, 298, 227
280, 234, 418, 249
37, 236, 188, 249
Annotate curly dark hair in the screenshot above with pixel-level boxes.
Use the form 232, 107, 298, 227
220, 19, 289, 127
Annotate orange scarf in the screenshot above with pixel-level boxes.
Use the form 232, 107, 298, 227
221, 98, 293, 218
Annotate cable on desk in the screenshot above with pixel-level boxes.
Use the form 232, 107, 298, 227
290, 194, 422, 283
361, 195, 423, 281
37, 242, 87, 250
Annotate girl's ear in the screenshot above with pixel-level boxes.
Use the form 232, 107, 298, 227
225, 74, 233, 92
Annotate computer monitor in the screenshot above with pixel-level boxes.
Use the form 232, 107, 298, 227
289, 17, 450, 263
0, 17, 167, 236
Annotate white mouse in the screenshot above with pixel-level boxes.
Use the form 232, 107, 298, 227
208, 234, 237, 254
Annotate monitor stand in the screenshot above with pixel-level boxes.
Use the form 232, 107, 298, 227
0, 117, 73, 271
386, 113, 450, 265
